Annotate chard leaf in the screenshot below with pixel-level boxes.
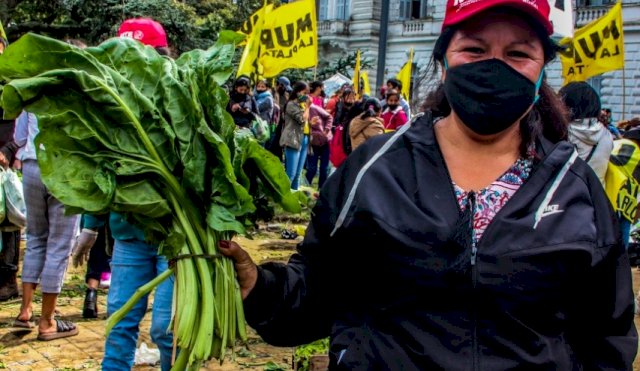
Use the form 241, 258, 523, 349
233, 130, 301, 213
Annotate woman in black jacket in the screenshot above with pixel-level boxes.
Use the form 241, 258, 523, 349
219, 0, 638, 369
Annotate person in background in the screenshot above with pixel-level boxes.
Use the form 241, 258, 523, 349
326, 83, 350, 116
309, 81, 325, 108
381, 89, 409, 131
255, 79, 275, 124
13, 111, 81, 340
268, 76, 293, 160
559, 81, 613, 187
218, 0, 637, 367
385, 78, 412, 118
334, 89, 357, 130
71, 215, 113, 318
306, 100, 334, 189
280, 81, 318, 190
96, 18, 176, 371
349, 97, 385, 151
0, 23, 23, 302
606, 109, 622, 138
227, 76, 259, 129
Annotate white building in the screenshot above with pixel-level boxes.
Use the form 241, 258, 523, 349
317, 0, 640, 121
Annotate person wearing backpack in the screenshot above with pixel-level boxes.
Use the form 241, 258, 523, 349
306, 102, 334, 188
559, 82, 613, 186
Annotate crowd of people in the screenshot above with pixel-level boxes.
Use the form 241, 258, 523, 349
226, 73, 416, 190
2, 0, 640, 369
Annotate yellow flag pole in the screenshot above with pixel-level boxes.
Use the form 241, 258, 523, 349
622, 66, 626, 121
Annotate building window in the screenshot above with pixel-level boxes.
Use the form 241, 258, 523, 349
576, 0, 614, 6
319, 0, 328, 20
336, 0, 351, 20
399, 0, 432, 20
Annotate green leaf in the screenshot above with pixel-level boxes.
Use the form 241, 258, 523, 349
233, 130, 302, 213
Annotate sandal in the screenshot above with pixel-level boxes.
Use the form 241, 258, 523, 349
37, 319, 79, 341
13, 314, 35, 329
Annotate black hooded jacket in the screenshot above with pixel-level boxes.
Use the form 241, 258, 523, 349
244, 112, 638, 370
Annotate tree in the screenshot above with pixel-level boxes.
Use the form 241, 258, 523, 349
0, 0, 266, 54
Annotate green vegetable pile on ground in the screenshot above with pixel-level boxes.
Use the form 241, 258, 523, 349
0, 32, 301, 370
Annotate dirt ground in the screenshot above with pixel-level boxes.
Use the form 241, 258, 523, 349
2, 229, 640, 370
0, 230, 303, 371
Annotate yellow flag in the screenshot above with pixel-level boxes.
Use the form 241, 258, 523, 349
0, 21, 6, 42
361, 71, 371, 96
396, 48, 413, 100
259, 0, 318, 78
353, 50, 361, 97
559, 2, 624, 85
237, 0, 270, 81
237, 3, 274, 46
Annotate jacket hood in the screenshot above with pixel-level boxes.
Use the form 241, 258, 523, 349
568, 118, 608, 146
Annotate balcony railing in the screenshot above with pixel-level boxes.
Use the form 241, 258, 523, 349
575, 5, 611, 27
318, 20, 350, 37
401, 17, 435, 36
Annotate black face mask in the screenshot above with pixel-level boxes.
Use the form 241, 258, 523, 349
387, 104, 399, 110
443, 59, 543, 136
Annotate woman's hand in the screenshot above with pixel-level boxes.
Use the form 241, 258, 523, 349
310, 116, 320, 126
219, 240, 258, 300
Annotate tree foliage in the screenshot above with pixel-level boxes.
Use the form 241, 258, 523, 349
0, 0, 264, 54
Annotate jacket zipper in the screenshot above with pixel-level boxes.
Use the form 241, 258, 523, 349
467, 191, 479, 371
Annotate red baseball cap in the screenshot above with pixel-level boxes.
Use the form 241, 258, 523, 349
442, 0, 553, 35
117, 18, 168, 47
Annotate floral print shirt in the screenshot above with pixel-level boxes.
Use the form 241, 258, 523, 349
454, 156, 534, 248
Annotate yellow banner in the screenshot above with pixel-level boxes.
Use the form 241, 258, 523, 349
0, 21, 6, 41
353, 50, 361, 98
237, 1, 270, 81
606, 138, 640, 222
559, 2, 624, 85
361, 71, 371, 96
397, 48, 413, 100
237, 3, 274, 46
260, 0, 318, 78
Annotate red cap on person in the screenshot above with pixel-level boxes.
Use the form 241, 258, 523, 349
117, 18, 168, 47
442, 0, 553, 35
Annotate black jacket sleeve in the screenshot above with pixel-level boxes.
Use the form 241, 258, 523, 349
242, 136, 387, 346
243, 199, 336, 345
568, 172, 638, 369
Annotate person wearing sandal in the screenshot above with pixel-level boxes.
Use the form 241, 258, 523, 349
13, 111, 80, 340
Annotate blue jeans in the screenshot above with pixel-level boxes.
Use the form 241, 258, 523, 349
306, 144, 330, 188
103, 239, 174, 371
285, 134, 309, 190
619, 214, 631, 250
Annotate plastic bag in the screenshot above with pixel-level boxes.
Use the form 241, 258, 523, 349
134, 342, 160, 366
2, 169, 26, 228
251, 114, 271, 144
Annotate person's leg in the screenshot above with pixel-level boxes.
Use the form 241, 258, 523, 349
150, 255, 175, 371
292, 135, 310, 190
284, 146, 300, 187
18, 160, 49, 321
305, 149, 319, 186
84, 226, 109, 317
0, 231, 21, 301
39, 193, 79, 333
103, 239, 156, 371
318, 144, 331, 188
